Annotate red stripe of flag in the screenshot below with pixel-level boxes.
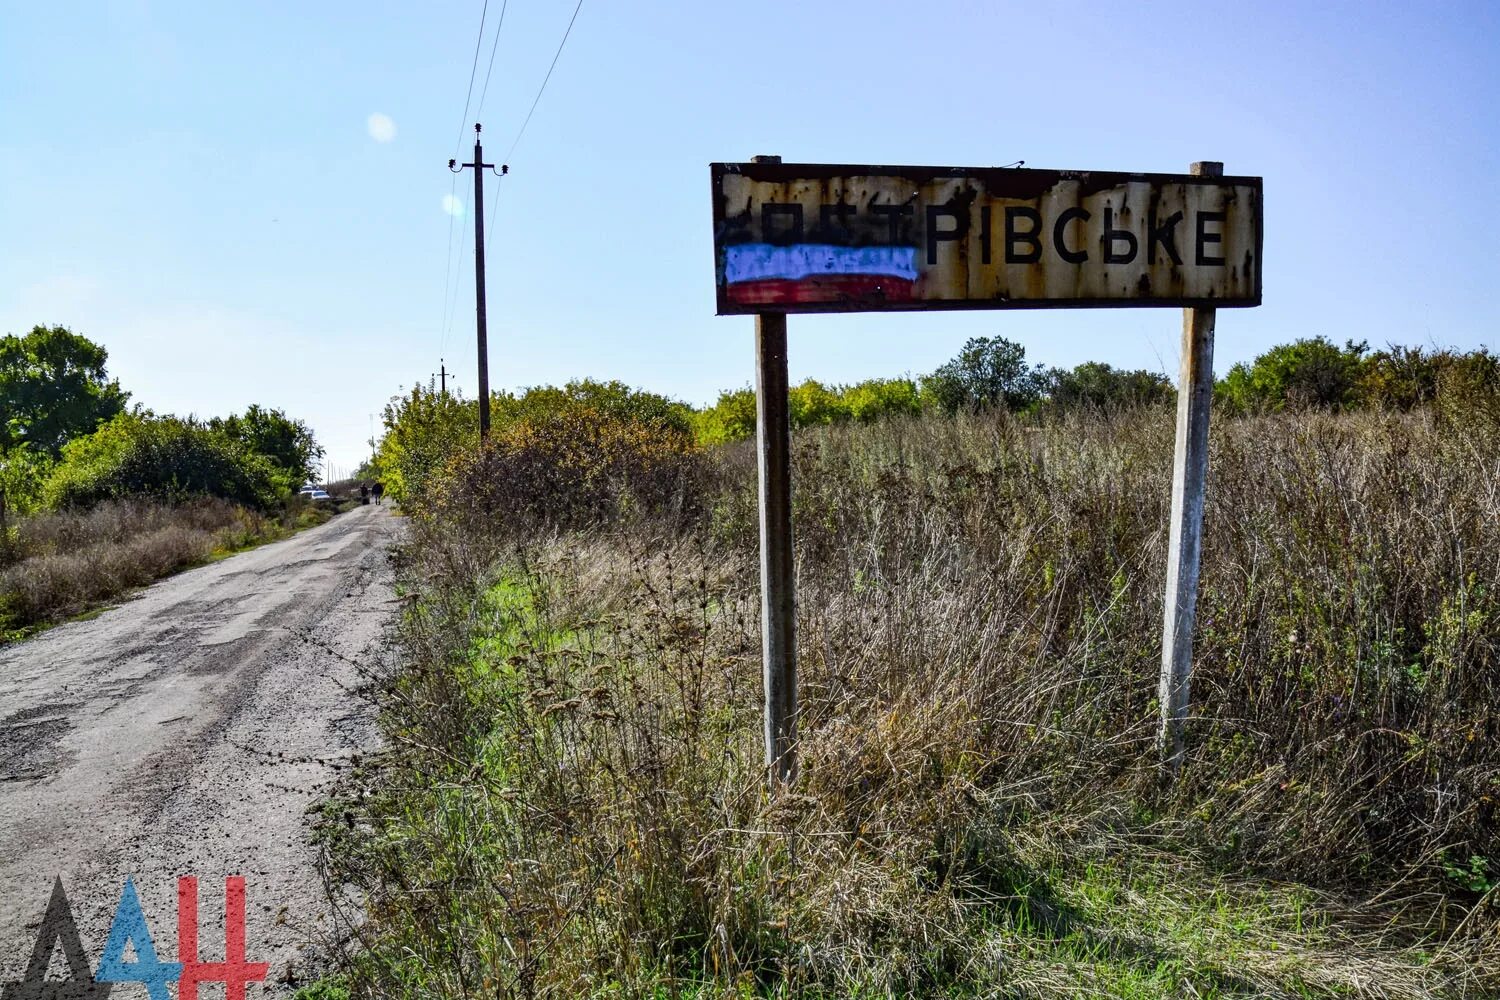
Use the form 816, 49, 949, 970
726, 274, 915, 306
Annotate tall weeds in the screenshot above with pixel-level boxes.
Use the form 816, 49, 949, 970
0, 498, 288, 633
342, 405, 1499, 997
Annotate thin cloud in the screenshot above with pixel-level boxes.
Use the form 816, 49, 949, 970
442, 194, 464, 217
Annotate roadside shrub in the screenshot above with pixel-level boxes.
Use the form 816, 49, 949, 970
843, 376, 922, 422
0, 499, 273, 630
44, 413, 280, 511
495, 379, 694, 436
372, 385, 477, 508
425, 404, 706, 538
0, 445, 53, 538
694, 378, 923, 447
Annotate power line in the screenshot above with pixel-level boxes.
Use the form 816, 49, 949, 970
453, 0, 491, 157
441, 0, 493, 367
503, 0, 586, 164
475, 0, 510, 122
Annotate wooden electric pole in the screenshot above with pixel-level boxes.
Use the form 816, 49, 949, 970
436, 359, 450, 396
450, 124, 506, 440
1158, 160, 1222, 775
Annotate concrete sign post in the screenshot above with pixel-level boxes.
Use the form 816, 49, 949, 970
711, 159, 1262, 784
1159, 161, 1224, 774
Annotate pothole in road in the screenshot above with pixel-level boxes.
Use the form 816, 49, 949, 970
0, 703, 81, 780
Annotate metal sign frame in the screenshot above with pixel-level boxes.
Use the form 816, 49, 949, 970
711, 161, 1263, 315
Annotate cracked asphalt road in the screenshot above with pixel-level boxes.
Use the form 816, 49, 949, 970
0, 502, 401, 993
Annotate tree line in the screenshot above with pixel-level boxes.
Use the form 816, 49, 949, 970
692, 334, 1499, 443
0, 325, 324, 524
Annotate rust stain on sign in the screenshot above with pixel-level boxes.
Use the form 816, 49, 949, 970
711, 162, 1262, 314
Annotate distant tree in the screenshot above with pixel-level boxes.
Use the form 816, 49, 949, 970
843, 377, 922, 422
1047, 362, 1174, 411
692, 387, 758, 445
0, 325, 129, 456
1359, 345, 1440, 411
44, 413, 279, 511
498, 380, 694, 436
1217, 337, 1369, 412
789, 379, 847, 427
209, 404, 322, 492
372, 385, 478, 506
921, 336, 1046, 413
0, 443, 52, 533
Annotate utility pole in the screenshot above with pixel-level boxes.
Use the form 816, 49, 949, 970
450, 124, 507, 440
436, 359, 450, 396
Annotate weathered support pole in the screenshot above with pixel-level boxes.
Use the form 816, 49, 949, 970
1158, 160, 1222, 775
755, 310, 797, 786
749, 153, 797, 788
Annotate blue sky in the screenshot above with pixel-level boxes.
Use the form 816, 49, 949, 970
3, 0, 1496, 470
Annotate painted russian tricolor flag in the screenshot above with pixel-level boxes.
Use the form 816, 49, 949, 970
723, 243, 918, 306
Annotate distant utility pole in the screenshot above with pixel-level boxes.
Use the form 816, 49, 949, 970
449, 124, 507, 440
435, 359, 450, 396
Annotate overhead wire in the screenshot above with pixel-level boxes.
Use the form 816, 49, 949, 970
503, 0, 586, 164
440, 0, 492, 369
474, 0, 510, 124
452, 0, 491, 158
448, 0, 588, 380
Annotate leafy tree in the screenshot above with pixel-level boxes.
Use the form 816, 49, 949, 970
843, 377, 922, 423
209, 404, 323, 493
1359, 345, 1440, 411
921, 336, 1046, 413
692, 387, 758, 446
789, 379, 848, 427
0, 325, 129, 455
497, 380, 694, 436
44, 413, 279, 510
372, 385, 478, 506
1217, 337, 1369, 412
1047, 362, 1174, 411
0, 444, 52, 535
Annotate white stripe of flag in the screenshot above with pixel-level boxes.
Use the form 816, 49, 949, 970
724, 243, 918, 284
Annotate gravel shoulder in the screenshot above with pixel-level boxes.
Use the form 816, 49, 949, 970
0, 501, 402, 993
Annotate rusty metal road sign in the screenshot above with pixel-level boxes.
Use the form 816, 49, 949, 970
711, 162, 1263, 314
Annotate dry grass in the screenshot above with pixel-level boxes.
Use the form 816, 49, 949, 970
0, 498, 294, 635
328, 405, 1499, 998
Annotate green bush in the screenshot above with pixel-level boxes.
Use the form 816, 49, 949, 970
496, 379, 694, 436
44, 413, 280, 511
921, 335, 1047, 413
692, 386, 758, 445
371, 386, 478, 508
844, 376, 921, 422
0, 445, 52, 530
1217, 337, 1369, 412
1047, 361, 1174, 411
209, 404, 323, 494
